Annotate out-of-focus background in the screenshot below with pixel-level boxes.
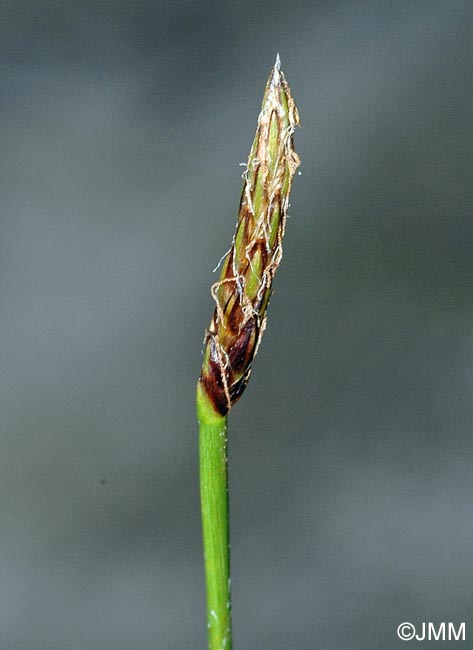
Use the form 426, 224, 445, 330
2, 1, 473, 648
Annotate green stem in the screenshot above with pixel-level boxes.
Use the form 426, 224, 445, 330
198, 386, 232, 650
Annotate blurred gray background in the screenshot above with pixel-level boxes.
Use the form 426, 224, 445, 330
2, 1, 473, 648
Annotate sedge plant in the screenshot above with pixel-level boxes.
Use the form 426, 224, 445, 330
197, 55, 300, 650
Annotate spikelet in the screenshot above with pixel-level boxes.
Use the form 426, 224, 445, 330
198, 56, 300, 416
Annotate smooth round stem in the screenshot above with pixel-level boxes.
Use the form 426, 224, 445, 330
198, 410, 232, 650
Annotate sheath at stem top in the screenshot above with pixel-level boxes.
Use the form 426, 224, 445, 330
198, 56, 300, 419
